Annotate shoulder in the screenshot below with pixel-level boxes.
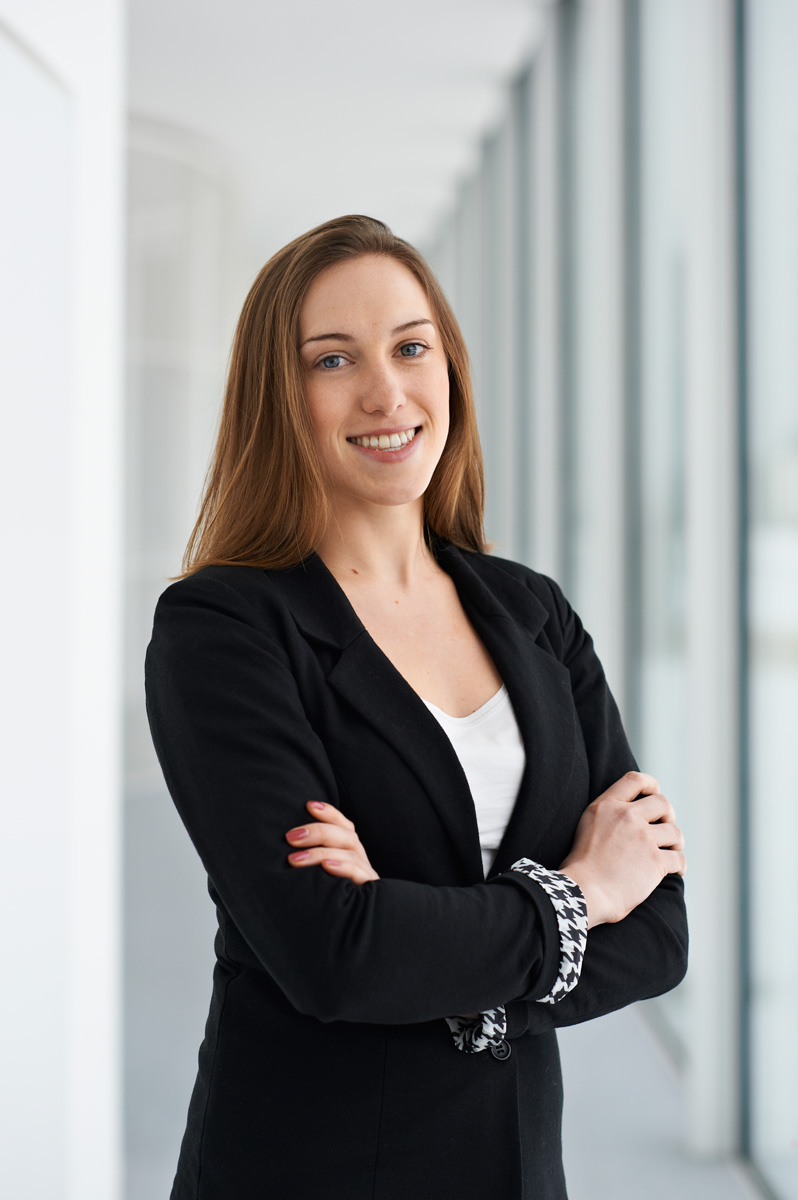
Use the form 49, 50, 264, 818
460, 549, 610, 693
151, 565, 278, 627
148, 564, 305, 651
155, 564, 277, 610
469, 549, 567, 608
149, 556, 363, 651
447, 544, 572, 626
431, 539, 579, 663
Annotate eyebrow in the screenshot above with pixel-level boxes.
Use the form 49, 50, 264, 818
299, 318, 434, 348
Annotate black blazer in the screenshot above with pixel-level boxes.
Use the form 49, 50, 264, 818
144, 537, 688, 1200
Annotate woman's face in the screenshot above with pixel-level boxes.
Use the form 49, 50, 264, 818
298, 254, 450, 516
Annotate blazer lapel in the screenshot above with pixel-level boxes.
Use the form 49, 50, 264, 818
265, 553, 484, 879
266, 542, 578, 880
327, 636, 486, 880
433, 544, 579, 872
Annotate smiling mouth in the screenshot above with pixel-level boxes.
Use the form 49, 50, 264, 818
346, 426, 420, 452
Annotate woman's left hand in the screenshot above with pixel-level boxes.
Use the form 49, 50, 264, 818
285, 801, 380, 884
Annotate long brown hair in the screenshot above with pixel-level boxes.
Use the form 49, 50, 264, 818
172, 214, 488, 580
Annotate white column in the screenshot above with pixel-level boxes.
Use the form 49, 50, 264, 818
481, 111, 520, 559
0, 4, 125, 1198
423, 217, 459, 311
567, 0, 628, 704
453, 173, 486, 454
530, 9, 564, 583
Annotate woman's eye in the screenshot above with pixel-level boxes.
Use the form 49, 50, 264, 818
315, 343, 428, 369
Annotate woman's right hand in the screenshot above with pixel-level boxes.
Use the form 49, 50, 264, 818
558, 771, 686, 928
285, 800, 381, 885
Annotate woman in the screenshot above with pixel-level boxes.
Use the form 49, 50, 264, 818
144, 214, 688, 1200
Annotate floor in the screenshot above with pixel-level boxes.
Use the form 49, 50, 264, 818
559, 1005, 765, 1199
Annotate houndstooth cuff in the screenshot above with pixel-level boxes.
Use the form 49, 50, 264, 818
509, 858, 589, 1003
444, 1004, 507, 1054
444, 858, 589, 1052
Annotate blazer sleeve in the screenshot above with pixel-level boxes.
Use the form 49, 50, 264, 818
144, 571, 565, 1027
520, 573, 689, 1032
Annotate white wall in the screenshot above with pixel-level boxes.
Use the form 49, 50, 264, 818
0, 4, 125, 1198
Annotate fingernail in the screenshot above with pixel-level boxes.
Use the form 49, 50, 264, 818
323, 859, 342, 866
286, 827, 308, 840
289, 851, 309, 861
308, 802, 326, 811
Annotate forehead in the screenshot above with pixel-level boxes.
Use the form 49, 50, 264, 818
299, 255, 432, 336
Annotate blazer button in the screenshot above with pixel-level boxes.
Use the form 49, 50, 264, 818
490, 1039, 512, 1061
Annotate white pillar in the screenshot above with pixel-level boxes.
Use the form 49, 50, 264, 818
0, 4, 125, 1198
481, 111, 520, 559
565, 0, 628, 704
530, 9, 565, 583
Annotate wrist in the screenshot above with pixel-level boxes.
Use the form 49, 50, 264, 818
556, 859, 609, 928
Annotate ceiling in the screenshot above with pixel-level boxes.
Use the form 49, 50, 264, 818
128, 0, 547, 263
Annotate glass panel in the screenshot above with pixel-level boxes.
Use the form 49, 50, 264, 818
635, 0, 693, 1049
561, 0, 627, 695
746, 2, 798, 1194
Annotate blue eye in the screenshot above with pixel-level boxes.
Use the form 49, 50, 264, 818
319, 354, 345, 369
399, 342, 427, 358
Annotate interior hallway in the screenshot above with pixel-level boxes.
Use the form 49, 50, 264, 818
560, 1007, 764, 1199
126, 780, 767, 1200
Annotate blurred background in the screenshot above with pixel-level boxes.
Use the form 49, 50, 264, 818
1, 0, 796, 1197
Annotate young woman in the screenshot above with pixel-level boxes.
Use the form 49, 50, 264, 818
144, 214, 688, 1200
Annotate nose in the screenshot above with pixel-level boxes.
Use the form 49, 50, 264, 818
359, 360, 405, 417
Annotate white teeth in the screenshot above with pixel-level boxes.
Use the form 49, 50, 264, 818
348, 427, 418, 451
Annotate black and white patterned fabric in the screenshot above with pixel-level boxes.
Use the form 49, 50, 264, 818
444, 858, 589, 1053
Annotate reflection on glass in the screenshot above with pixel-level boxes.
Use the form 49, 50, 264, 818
747, 2, 798, 1195
637, 0, 693, 1050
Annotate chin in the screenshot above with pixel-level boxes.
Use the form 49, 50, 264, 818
336, 482, 425, 510
368, 489, 427, 509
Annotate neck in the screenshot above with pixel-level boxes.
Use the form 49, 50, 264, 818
314, 497, 438, 588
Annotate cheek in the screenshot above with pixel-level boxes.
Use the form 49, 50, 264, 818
433, 374, 451, 435
304, 385, 338, 444
302, 383, 321, 429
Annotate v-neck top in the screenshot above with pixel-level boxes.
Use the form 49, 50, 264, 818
421, 684, 526, 878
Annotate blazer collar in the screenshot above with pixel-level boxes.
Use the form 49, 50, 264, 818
265, 540, 574, 879
265, 537, 550, 648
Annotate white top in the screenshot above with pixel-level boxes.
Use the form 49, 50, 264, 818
421, 684, 526, 878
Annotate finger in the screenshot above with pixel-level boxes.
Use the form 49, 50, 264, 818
320, 857, 375, 885
287, 846, 374, 884
604, 771, 661, 804
645, 792, 676, 824
305, 800, 356, 831
660, 848, 687, 877
285, 823, 360, 850
287, 846, 364, 871
634, 793, 676, 825
652, 821, 684, 851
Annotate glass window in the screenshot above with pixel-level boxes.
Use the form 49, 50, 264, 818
560, 0, 628, 699
745, 2, 798, 1193
636, 0, 694, 1050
